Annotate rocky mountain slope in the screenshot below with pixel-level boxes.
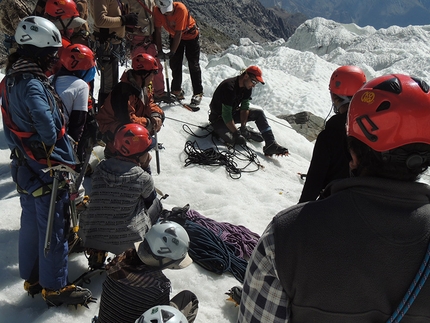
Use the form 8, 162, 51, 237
259, 0, 430, 29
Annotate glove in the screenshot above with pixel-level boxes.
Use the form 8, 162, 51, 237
158, 51, 174, 60
121, 13, 138, 26
239, 126, 252, 139
232, 131, 246, 146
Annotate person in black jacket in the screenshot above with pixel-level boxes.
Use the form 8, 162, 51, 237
239, 74, 430, 322
298, 65, 366, 202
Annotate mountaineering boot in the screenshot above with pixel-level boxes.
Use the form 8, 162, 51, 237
42, 284, 95, 307
86, 248, 108, 269
154, 91, 175, 103
24, 280, 43, 298
171, 89, 185, 100
190, 93, 203, 106
263, 142, 289, 156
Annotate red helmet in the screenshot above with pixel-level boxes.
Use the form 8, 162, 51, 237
329, 65, 367, 97
132, 53, 158, 72
245, 65, 265, 84
60, 44, 95, 71
114, 124, 156, 156
347, 74, 430, 152
45, 0, 79, 19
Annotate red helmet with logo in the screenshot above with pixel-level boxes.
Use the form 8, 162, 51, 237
45, 0, 80, 19
132, 53, 158, 72
347, 74, 430, 152
245, 65, 265, 84
114, 124, 156, 157
329, 65, 367, 97
60, 44, 95, 71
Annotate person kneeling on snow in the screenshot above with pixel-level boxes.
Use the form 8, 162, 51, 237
79, 123, 163, 269
96, 52, 164, 159
93, 220, 199, 323
209, 65, 289, 156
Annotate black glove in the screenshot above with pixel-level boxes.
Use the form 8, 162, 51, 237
158, 51, 174, 60
232, 131, 246, 145
121, 13, 138, 26
239, 126, 252, 139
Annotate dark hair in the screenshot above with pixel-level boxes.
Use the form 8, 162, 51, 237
6, 51, 21, 71
348, 136, 430, 181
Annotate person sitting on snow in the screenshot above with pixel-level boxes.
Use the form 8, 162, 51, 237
96, 52, 164, 159
79, 123, 162, 269
92, 220, 199, 323
209, 65, 289, 156
238, 74, 430, 322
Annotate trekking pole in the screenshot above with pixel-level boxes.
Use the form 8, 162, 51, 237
44, 169, 60, 257
154, 130, 160, 174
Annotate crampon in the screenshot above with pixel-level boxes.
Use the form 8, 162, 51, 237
42, 284, 97, 308
263, 142, 289, 157
225, 286, 243, 307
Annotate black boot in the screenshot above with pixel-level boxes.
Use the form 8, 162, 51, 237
42, 284, 95, 308
263, 142, 289, 156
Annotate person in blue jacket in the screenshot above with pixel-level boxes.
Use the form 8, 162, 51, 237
1, 16, 94, 308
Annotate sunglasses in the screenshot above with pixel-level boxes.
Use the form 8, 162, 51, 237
250, 78, 258, 85
135, 69, 159, 76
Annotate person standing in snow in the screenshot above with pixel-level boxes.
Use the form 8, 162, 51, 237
52, 44, 96, 162
124, 0, 168, 102
238, 74, 430, 322
299, 65, 367, 202
153, 0, 203, 106
96, 52, 164, 159
91, 0, 138, 108
93, 220, 199, 323
1, 16, 94, 307
79, 123, 162, 268
209, 65, 289, 156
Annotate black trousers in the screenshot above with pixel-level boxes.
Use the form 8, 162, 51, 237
169, 34, 203, 95
210, 108, 274, 144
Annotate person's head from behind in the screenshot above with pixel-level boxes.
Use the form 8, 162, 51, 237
131, 52, 159, 87
329, 65, 367, 114
135, 305, 188, 323
44, 0, 86, 32
12, 16, 62, 72
59, 43, 96, 82
114, 123, 156, 168
134, 220, 192, 270
156, 0, 174, 15
347, 74, 430, 181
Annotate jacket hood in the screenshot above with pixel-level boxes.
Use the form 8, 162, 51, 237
96, 158, 145, 187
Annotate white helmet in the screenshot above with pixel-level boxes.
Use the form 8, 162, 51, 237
156, 0, 173, 14
15, 16, 62, 48
134, 220, 192, 269
135, 305, 188, 323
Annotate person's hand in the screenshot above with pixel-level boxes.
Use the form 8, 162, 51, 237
239, 126, 251, 139
121, 13, 138, 26
232, 131, 246, 145
158, 51, 174, 60
151, 116, 163, 132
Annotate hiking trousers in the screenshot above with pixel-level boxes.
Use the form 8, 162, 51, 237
169, 34, 203, 95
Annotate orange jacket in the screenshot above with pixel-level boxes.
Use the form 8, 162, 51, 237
96, 69, 164, 148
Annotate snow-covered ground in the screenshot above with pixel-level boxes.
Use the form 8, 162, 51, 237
1, 17, 430, 323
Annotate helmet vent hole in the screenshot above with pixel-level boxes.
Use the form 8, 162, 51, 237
376, 101, 390, 112
374, 77, 401, 94
412, 77, 430, 93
